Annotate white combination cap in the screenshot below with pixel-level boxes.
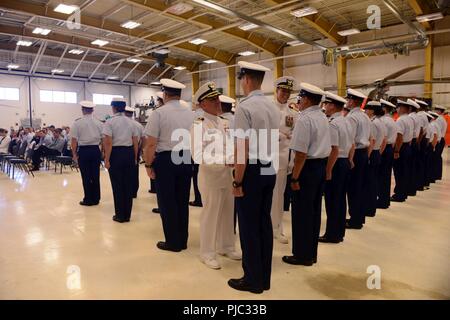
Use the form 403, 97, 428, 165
275, 76, 295, 90
193, 81, 221, 103
219, 95, 236, 104
346, 88, 367, 100
324, 91, 346, 105
237, 61, 270, 79
80, 100, 95, 109
298, 82, 325, 98
380, 98, 396, 109
124, 106, 135, 112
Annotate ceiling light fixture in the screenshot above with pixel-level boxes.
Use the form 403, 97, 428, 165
238, 51, 255, 56
69, 49, 84, 55
127, 58, 142, 63
239, 23, 258, 31
287, 40, 304, 46
53, 4, 78, 15
337, 28, 361, 36
121, 21, 141, 29
91, 39, 109, 46
174, 66, 186, 70
416, 12, 443, 22
189, 38, 207, 45
7, 64, 20, 69
154, 48, 170, 55
32, 27, 52, 35
17, 40, 32, 46
167, 2, 194, 15
290, 7, 318, 18
203, 59, 217, 64
107, 76, 119, 80
51, 69, 64, 73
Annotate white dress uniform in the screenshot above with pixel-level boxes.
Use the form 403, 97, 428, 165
371, 117, 387, 151
125, 106, 145, 198
380, 113, 398, 145
270, 76, 298, 243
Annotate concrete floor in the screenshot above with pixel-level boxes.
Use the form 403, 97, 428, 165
0, 150, 449, 300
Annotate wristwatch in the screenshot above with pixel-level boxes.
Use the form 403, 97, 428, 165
145, 163, 153, 168
232, 181, 242, 188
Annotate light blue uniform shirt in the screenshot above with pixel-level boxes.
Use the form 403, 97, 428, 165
409, 112, 421, 138
233, 90, 280, 162
144, 99, 195, 152
70, 114, 103, 146
347, 107, 371, 149
380, 114, 397, 145
371, 117, 387, 150
290, 105, 331, 159
396, 114, 414, 143
102, 112, 138, 146
328, 112, 351, 158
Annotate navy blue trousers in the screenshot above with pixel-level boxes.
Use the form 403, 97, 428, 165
417, 138, 428, 189
435, 138, 445, 180
377, 144, 393, 208
393, 143, 411, 201
407, 139, 418, 196
324, 158, 350, 241
363, 150, 381, 218
78, 145, 101, 204
154, 151, 192, 250
291, 158, 327, 261
191, 163, 202, 204
235, 161, 276, 290
347, 148, 368, 227
108, 146, 134, 220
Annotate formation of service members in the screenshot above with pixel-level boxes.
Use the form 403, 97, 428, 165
68, 66, 448, 295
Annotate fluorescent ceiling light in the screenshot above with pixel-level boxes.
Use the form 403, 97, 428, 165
69, 49, 84, 55
203, 59, 217, 64
53, 4, 78, 15
287, 40, 304, 46
91, 39, 109, 46
174, 66, 186, 70
238, 50, 255, 56
32, 27, 51, 35
7, 64, 20, 69
416, 12, 443, 22
337, 28, 360, 36
121, 21, 141, 29
189, 38, 207, 45
290, 6, 318, 18
154, 48, 170, 54
167, 2, 194, 15
51, 69, 64, 73
239, 23, 258, 31
107, 76, 119, 80
127, 58, 142, 63
339, 46, 350, 51
17, 40, 32, 46
151, 81, 161, 85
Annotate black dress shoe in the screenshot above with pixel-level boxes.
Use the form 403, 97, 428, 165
345, 221, 363, 229
148, 189, 156, 194
377, 204, 389, 209
112, 215, 127, 223
79, 201, 94, 206
156, 241, 181, 252
318, 236, 342, 243
228, 278, 263, 294
366, 213, 376, 217
152, 208, 160, 214
417, 187, 424, 191
282, 256, 314, 266
390, 196, 405, 202
189, 201, 202, 207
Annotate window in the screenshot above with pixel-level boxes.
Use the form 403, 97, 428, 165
39, 90, 77, 103
93, 93, 124, 106
0, 87, 20, 101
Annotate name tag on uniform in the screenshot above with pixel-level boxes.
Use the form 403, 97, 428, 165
285, 115, 294, 128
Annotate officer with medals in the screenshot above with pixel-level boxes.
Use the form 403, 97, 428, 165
143, 79, 195, 252
283, 83, 331, 266
270, 76, 298, 245
228, 61, 280, 294
102, 98, 139, 222
191, 82, 241, 270
70, 100, 103, 206
320, 91, 351, 243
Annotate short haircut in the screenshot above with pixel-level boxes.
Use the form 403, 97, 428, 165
244, 72, 264, 86
305, 93, 322, 106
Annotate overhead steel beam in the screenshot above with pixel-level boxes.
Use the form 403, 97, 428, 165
52, 44, 69, 75
155, 65, 172, 81
0, 0, 235, 64
136, 63, 157, 84
382, 0, 426, 37
71, 49, 90, 78
171, 69, 184, 80
30, 40, 47, 74
121, 61, 142, 83
105, 60, 124, 80
407, 0, 434, 30
28, 40, 45, 74
88, 52, 109, 80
